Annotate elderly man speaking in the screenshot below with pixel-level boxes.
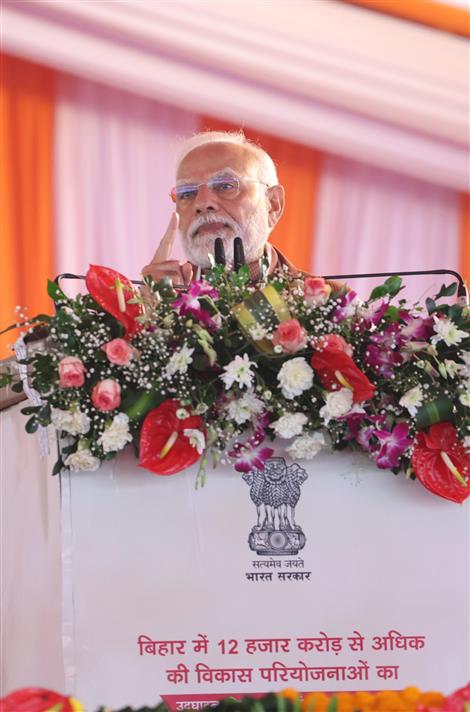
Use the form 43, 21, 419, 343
142, 130, 307, 285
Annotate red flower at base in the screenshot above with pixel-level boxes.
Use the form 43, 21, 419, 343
85, 265, 143, 339
0, 687, 80, 712
411, 422, 470, 503
311, 345, 375, 402
139, 399, 205, 476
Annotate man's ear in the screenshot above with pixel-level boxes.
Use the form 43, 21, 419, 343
267, 185, 285, 229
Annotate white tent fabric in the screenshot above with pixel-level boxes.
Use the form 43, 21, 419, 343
312, 154, 461, 302
3, 0, 469, 190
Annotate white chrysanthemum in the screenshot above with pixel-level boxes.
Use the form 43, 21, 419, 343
459, 389, 470, 408
221, 353, 257, 390
51, 407, 90, 436
287, 432, 325, 459
458, 351, 470, 379
399, 385, 424, 416
249, 325, 268, 341
271, 412, 308, 439
98, 413, 133, 453
226, 391, 264, 425
443, 360, 460, 379
463, 435, 470, 450
64, 447, 100, 472
277, 357, 314, 399
431, 317, 467, 347
165, 344, 194, 377
183, 428, 205, 454
319, 388, 354, 424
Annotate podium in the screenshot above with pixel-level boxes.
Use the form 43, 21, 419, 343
57, 441, 469, 709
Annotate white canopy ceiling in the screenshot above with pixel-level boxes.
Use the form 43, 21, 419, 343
3, 0, 469, 190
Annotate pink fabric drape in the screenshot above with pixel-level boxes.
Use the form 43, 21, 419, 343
312, 155, 461, 302
54, 76, 199, 288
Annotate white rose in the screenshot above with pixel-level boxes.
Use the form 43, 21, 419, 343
98, 413, 133, 453
51, 407, 90, 436
64, 447, 101, 472
277, 358, 314, 399
399, 385, 423, 416
271, 412, 308, 439
287, 432, 325, 460
319, 388, 354, 424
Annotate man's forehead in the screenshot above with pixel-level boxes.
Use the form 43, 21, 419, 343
176, 142, 259, 181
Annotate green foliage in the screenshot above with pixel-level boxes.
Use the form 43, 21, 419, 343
368, 275, 402, 301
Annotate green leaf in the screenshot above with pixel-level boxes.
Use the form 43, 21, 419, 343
47, 279, 68, 303
51, 459, 64, 476
369, 275, 403, 301
0, 372, 14, 388
426, 297, 436, 314
21, 406, 41, 416
435, 282, 457, 300
326, 697, 338, 712
11, 381, 24, 393
25, 416, 39, 433
384, 305, 400, 321
449, 303, 463, 322
231, 264, 250, 288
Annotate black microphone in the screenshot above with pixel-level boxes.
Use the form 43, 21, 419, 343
233, 237, 245, 271
214, 238, 226, 266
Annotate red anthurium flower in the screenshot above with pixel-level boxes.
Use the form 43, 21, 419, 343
85, 265, 143, 339
411, 422, 470, 503
311, 346, 375, 402
139, 399, 205, 476
0, 687, 80, 712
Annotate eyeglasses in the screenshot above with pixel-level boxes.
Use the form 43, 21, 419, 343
170, 176, 270, 204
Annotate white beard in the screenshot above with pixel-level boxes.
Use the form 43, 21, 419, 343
181, 208, 270, 268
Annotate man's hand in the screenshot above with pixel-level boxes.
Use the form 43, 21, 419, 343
141, 213, 193, 286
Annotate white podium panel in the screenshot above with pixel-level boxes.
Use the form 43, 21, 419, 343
61, 447, 469, 710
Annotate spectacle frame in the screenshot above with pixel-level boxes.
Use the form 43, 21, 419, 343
170, 176, 271, 204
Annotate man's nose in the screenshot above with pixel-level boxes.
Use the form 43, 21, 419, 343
195, 184, 218, 214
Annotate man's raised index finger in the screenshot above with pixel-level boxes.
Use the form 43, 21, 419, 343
151, 212, 179, 263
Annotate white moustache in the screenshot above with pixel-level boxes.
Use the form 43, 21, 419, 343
189, 214, 239, 240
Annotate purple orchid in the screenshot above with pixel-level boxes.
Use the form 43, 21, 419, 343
228, 428, 274, 473
341, 411, 386, 454
332, 290, 359, 322
172, 281, 220, 330
365, 343, 403, 378
359, 299, 388, 329
399, 314, 433, 341
373, 422, 413, 469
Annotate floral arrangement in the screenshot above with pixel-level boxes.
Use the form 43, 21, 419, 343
1, 684, 469, 712
6, 260, 470, 503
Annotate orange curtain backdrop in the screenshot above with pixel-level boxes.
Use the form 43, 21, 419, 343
460, 194, 470, 288
0, 54, 55, 359
200, 117, 322, 273
342, 0, 470, 37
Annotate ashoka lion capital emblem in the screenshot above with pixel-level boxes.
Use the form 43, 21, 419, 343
242, 457, 308, 556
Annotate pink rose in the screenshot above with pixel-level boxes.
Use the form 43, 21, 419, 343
91, 379, 121, 411
272, 319, 307, 354
58, 356, 86, 388
304, 277, 331, 307
102, 338, 134, 366
311, 333, 353, 357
